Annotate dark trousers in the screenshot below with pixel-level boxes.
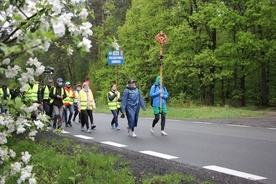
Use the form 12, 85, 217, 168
80, 109, 93, 129
111, 110, 119, 127
73, 106, 81, 122
152, 113, 166, 131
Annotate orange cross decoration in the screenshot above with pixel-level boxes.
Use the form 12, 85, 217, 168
155, 31, 168, 45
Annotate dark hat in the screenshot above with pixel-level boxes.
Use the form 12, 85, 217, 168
128, 79, 136, 84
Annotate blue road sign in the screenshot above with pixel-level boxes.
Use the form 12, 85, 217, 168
108, 50, 124, 65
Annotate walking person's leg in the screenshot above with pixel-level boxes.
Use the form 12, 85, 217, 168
88, 110, 96, 129
151, 113, 160, 134
67, 105, 73, 126
58, 106, 64, 129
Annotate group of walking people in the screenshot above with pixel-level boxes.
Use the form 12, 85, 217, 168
107, 76, 169, 138
43, 78, 97, 132
1, 75, 169, 137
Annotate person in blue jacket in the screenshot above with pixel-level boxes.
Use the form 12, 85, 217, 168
150, 76, 169, 136
121, 79, 146, 138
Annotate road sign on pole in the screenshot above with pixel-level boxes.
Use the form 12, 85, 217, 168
107, 50, 124, 65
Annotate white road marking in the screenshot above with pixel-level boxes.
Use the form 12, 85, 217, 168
61, 130, 70, 134
101, 141, 127, 148
227, 124, 250, 128
193, 121, 212, 125
169, 119, 181, 122
268, 128, 276, 130
203, 165, 267, 181
140, 150, 178, 160
74, 135, 94, 140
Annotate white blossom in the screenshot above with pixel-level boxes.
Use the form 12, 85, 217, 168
34, 120, 44, 129
79, 22, 93, 37
49, 0, 62, 15
10, 162, 22, 175
29, 177, 36, 184
79, 8, 88, 19
0, 132, 7, 145
9, 149, 16, 158
0, 147, 9, 162
28, 130, 37, 137
2, 58, 10, 65
78, 37, 92, 52
51, 18, 66, 37
5, 65, 21, 78
16, 125, 26, 134
21, 152, 31, 164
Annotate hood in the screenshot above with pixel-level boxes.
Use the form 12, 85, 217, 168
155, 76, 160, 84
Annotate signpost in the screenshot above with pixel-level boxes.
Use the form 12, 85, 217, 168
107, 50, 124, 65
107, 49, 124, 86
155, 31, 168, 113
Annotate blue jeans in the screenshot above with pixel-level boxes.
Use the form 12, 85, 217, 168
63, 105, 74, 123
111, 110, 119, 127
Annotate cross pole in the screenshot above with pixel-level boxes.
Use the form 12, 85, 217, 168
155, 31, 168, 113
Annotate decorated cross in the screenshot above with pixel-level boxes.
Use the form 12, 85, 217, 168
155, 31, 167, 113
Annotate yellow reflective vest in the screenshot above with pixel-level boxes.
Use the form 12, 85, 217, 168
107, 91, 121, 110
63, 88, 74, 105
78, 89, 95, 110
0, 87, 10, 100
25, 83, 39, 102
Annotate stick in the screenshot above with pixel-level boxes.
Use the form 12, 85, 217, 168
155, 31, 167, 113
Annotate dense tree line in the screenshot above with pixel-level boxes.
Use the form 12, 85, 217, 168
2, 0, 275, 107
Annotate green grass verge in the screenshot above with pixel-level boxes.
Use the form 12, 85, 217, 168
3, 136, 212, 184
96, 104, 271, 119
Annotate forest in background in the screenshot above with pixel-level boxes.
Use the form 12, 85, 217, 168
2, 0, 276, 107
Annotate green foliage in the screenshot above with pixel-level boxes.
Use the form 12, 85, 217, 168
3, 136, 214, 183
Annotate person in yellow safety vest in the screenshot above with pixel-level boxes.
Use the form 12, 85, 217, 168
0, 84, 10, 114
25, 80, 41, 120
78, 82, 96, 133
107, 83, 123, 130
49, 78, 67, 129
72, 84, 82, 123
63, 81, 74, 127
40, 79, 54, 119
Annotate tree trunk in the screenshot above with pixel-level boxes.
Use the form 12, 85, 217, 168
240, 75, 246, 106
260, 61, 268, 105
209, 67, 215, 106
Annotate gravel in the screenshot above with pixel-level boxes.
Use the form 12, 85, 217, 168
35, 113, 276, 184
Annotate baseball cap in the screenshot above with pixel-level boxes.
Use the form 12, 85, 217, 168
57, 78, 63, 82
65, 81, 70, 85
128, 79, 136, 84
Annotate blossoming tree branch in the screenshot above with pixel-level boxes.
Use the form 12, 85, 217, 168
0, 0, 93, 183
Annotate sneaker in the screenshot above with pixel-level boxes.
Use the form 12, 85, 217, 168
150, 127, 154, 134
161, 131, 168, 136
65, 123, 69, 127
132, 131, 137, 138
120, 114, 125, 118
91, 124, 96, 129
111, 124, 115, 129
87, 129, 91, 133
127, 126, 131, 134
81, 126, 85, 131
115, 126, 120, 130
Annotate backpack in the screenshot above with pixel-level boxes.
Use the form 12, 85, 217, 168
150, 85, 157, 107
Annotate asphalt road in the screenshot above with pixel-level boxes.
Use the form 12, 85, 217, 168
60, 113, 276, 184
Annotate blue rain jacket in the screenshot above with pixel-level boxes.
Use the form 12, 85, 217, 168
121, 85, 146, 128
